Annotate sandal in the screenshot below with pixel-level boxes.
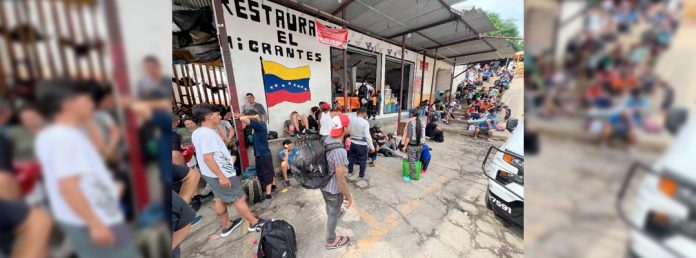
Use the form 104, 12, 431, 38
326, 236, 351, 250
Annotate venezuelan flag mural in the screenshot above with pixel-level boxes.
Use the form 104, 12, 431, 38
261, 60, 312, 108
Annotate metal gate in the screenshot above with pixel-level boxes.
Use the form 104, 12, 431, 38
0, 0, 150, 211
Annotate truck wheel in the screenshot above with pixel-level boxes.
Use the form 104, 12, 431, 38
485, 191, 492, 210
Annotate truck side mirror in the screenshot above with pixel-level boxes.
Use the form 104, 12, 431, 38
506, 118, 518, 132
665, 108, 687, 135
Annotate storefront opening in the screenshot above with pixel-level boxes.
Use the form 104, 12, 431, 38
384, 58, 413, 114
330, 48, 378, 112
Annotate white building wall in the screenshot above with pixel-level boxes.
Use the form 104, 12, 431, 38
213, 0, 453, 131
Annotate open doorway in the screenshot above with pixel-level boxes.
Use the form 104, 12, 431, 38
384, 58, 413, 114
330, 48, 378, 111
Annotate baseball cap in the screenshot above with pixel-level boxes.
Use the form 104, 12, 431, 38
329, 114, 350, 137
321, 103, 330, 111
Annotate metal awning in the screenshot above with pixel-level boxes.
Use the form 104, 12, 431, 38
268, 0, 516, 65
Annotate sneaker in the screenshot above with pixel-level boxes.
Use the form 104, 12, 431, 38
284, 180, 292, 188
190, 197, 202, 212
248, 219, 267, 232
191, 215, 203, 226
421, 169, 426, 174
348, 172, 354, 177
259, 199, 272, 209
403, 176, 412, 183
221, 218, 243, 237
359, 176, 369, 181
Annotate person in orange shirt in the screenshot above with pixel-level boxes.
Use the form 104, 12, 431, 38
479, 99, 493, 112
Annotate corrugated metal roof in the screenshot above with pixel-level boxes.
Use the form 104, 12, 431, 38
450, 38, 516, 65
173, 0, 211, 9
292, 0, 513, 65
459, 8, 496, 34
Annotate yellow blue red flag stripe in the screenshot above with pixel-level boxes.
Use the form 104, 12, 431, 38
261, 61, 311, 108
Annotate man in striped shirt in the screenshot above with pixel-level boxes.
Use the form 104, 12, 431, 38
322, 114, 353, 250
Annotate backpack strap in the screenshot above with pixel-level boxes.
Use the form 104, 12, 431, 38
324, 142, 344, 152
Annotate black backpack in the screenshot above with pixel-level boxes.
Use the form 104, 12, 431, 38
257, 220, 297, 258
358, 84, 368, 99
290, 133, 344, 189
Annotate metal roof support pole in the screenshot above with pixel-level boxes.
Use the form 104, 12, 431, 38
448, 68, 456, 102
342, 9, 349, 112
396, 35, 406, 132
418, 51, 426, 107
450, 58, 460, 101
212, 0, 249, 169
429, 48, 438, 103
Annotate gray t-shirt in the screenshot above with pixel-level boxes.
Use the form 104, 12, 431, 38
136, 76, 171, 100
242, 102, 267, 119
93, 111, 115, 142
407, 118, 426, 146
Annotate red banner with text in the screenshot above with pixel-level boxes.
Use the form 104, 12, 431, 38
316, 20, 348, 48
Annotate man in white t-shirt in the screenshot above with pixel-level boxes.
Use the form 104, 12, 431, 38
319, 102, 333, 136
34, 79, 139, 258
191, 104, 265, 238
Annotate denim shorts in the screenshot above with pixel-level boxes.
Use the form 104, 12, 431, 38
202, 175, 245, 203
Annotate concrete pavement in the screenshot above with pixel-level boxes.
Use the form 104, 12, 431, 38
526, 135, 659, 258
179, 128, 523, 257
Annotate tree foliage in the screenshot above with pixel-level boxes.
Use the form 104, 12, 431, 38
484, 12, 523, 52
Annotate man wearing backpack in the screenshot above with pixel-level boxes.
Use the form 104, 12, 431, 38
191, 104, 266, 238
356, 80, 373, 110
400, 110, 426, 183
322, 114, 353, 250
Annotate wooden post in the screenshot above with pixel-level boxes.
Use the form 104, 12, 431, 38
64, 0, 84, 80
0, 3, 19, 80
429, 49, 438, 102
172, 65, 185, 104
396, 35, 406, 130
342, 9, 349, 112
35, 0, 57, 77
76, 4, 97, 79
50, 0, 69, 77
418, 50, 426, 107
181, 64, 194, 105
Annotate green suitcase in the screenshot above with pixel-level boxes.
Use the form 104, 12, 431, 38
402, 159, 422, 180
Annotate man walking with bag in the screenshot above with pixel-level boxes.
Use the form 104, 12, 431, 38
401, 110, 426, 183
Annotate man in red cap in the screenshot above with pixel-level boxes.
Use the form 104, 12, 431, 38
321, 114, 352, 250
